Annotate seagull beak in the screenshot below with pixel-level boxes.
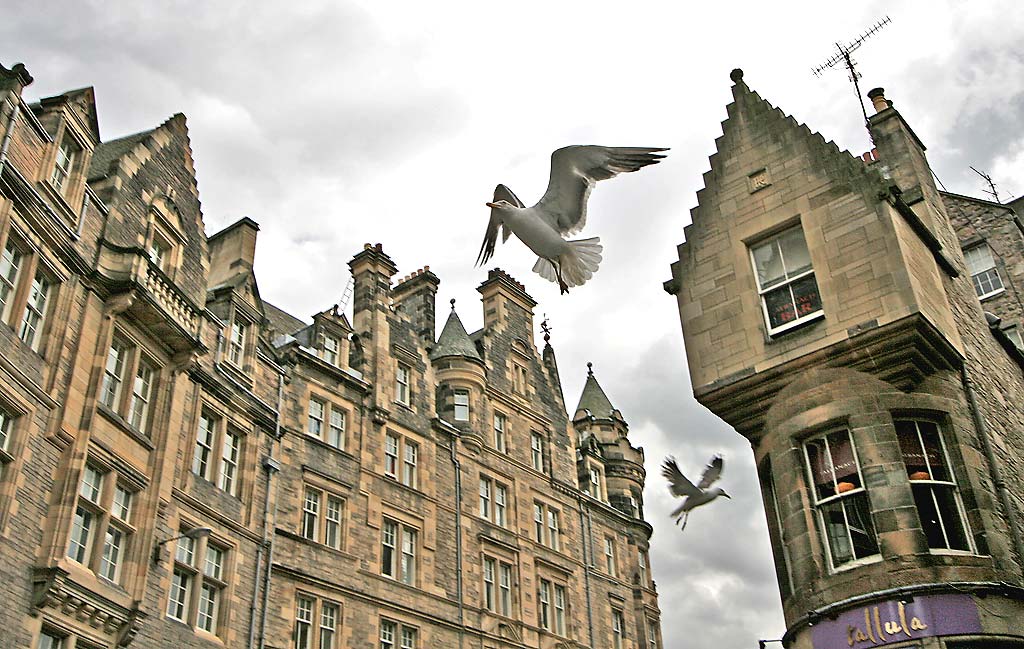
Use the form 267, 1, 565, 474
723, 492, 732, 499
485, 202, 499, 209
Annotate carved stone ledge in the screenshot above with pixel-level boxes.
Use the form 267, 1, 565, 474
32, 567, 146, 647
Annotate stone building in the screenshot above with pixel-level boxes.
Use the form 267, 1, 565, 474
0, 62, 662, 649
665, 68, 1024, 648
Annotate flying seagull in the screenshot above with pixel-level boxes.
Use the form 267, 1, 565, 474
476, 145, 668, 294
662, 455, 730, 531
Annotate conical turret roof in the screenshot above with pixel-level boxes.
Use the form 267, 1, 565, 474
431, 307, 482, 361
575, 363, 615, 418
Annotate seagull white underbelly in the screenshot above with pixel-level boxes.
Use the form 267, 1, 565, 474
507, 211, 569, 259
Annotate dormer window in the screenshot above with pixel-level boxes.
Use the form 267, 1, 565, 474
50, 139, 77, 195
321, 334, 340, 365
228, 320, 247, 366
148, 236, 172, 274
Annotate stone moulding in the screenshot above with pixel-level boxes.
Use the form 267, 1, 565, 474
32, 566, 146, 646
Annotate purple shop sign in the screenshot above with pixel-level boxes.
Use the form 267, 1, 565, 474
811, 593, 981, 648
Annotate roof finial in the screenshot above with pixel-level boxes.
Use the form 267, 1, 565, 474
450, 298, 456, 311
541, 314, 552, 344
587, 361, 593, 376
730, 68, 744, 83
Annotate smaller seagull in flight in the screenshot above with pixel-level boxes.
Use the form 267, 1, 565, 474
662, 455, 730, 531
477, 145, 668, 294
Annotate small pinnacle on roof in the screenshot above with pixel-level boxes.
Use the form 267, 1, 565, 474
587, 361, 594, 376
730, 68, 744, 83
450, 298, 456, 311
541, 314, 552, 344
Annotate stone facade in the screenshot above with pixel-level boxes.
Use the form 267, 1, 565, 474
0, 63, 661, 649
667, 69, 1024, 648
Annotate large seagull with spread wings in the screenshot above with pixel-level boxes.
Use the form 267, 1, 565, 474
662, 455, 730, 531
476, 145, 667, 293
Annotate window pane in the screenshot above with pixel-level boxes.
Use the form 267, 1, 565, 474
328, 409, 345, 449
197, 583, 220, 632
401, 528, 416, 585
325, 496, 343, 549
764, 284, 797, 329
752, 239, 785, 288
381, 520, 396, 577
100, 526, 124, 581
80, 465, 104, 502
0, 240, 22, 318
308, 399, 324, 437
303, 488, 320, 541
193, 413, 216, 479
790, 274, 822, 319
778, 226, 812, 276
295, 596, 313, 649
168, 569, 191, 621
68, 506, 92, 563
101, 342, 127, 409
19, 273, 50, 348
129, 360, 154, 431
454, 390, 469, 421
320, 603, 338, 649
204, 545, 224, 580
219, 431, 241, 495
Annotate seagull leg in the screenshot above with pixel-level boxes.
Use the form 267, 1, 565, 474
679, 512, 689, 531
552, 261, 569, 294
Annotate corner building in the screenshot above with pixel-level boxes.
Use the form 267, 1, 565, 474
0, 63, 662, 649
666, 68, 1024, 648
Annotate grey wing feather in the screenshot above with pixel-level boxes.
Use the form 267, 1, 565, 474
697, 455, 724, 490
662, 457, 700, 498
535, 146, 668, 236
477, 184, 524, 265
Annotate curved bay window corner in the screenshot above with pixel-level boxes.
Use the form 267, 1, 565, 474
750, 225, 823, 336
895, 419, 972, 553
803, 429, 879, 570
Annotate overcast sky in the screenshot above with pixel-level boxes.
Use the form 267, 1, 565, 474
7, 1, 1024, 646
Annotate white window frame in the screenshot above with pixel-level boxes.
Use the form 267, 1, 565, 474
453, 389, 470, 422
395, 364, 411, 405
530, 432, 546, 473
381, 518, 418, 586
50, 138, 77, 194
533, 501, 560, 550
964, 243, 1004, 299
321, 334, 340, 366
612, 609, 625, 649
294, 594, 339, 649
67, 462, 136, 585
895, 419, 973, 553
493, 412, 507, 453
99, 333, 159, 434
227, 319, 248, 367
803, 429, 880, 571
604, 536, 616, 576
301, 484, 345, 551
168, 530, 229, 635
749, 225, 823, 335
192, 409, 245, 496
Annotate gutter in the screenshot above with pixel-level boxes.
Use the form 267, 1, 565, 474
0, 97, 20, 173
446, 428, 465, 649
248, 373, 283, 648
576, 496, 596, 649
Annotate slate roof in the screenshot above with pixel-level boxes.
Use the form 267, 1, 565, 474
430, 309, 482, 361
575, 365, 615, 417
264, 301, 308, 337
88, 128, 154, 181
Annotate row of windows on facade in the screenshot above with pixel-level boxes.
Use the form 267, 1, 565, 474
795, 419, 972, 572
2, 405, 653, 645
750, 225, 1020, 343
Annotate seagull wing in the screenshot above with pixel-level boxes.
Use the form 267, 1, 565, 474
476, 184, 524, 266
535, 146, 668, 236
494, 183, 523, 243
697, 455, 724, 490
662, 457, 700, 498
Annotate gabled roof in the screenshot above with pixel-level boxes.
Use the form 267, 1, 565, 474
431, 308, 482, 361
37, 87, 100, 144
575, 364, 615, 418
264, 301, 308, 336
88, 128, 155, 181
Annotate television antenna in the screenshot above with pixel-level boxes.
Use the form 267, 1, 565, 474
813, 16, 892, 125
969, 166, 1005, 204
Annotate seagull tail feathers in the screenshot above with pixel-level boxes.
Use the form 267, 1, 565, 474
531, 238, 603, 291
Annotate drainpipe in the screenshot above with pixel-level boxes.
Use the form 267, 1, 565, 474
248, 372, 283, 648
0, 98, 21, 174
447, 433, 465, 649
960, 364, 1024, 569
577, 497, 595, 648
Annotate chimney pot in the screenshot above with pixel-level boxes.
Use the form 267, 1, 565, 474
867, 87, 888, 114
